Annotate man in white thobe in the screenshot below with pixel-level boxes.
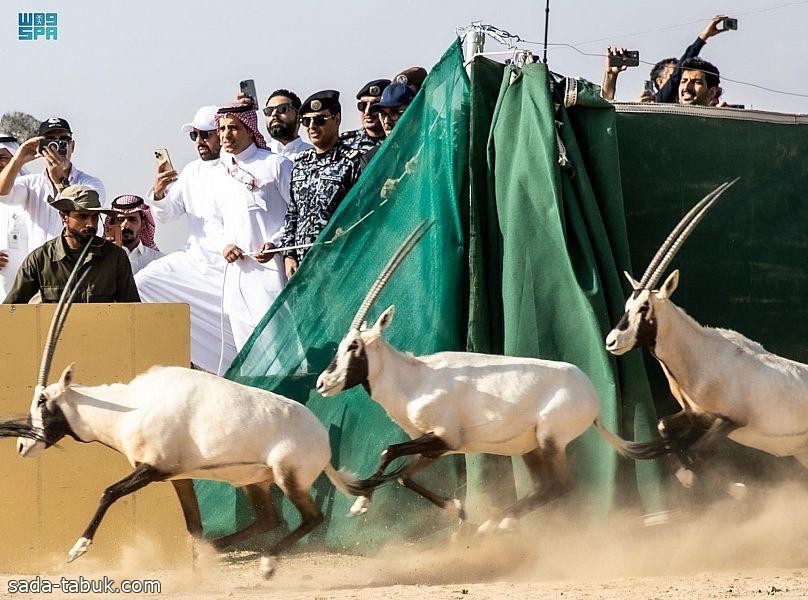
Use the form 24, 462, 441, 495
135, 105, 238, 372
214, 103, 292, 350
262, 90, 313, 161
0, 133, 31, 297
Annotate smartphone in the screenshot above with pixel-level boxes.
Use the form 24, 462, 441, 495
720, 17, 738, 31
239, 79, 258, 107
608, 50, 639, 69
154, 148, 173, 172
644, 80, 655, 95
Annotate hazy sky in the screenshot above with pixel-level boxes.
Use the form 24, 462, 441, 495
3, 0, 806, 251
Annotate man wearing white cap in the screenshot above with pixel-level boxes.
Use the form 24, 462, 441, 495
135, 105, 238, 372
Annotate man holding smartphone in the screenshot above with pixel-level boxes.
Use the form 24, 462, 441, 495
135, 105, 239, 372
0, 118, 105, 253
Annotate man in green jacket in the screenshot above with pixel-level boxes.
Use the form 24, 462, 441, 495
4, 185, 140, 304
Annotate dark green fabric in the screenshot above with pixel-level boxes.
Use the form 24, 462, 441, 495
196, 41, 472, 547
616, 110, 808, 420
477, 64, 663, 512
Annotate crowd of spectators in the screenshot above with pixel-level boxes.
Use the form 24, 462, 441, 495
0, 67, 426, 372
601, 16, 735, 108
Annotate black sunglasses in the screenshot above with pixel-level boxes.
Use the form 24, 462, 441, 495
263, 103, 296, 117
189, 130, 213, 142
301, 114, 335, 128
45, 134, 72, 142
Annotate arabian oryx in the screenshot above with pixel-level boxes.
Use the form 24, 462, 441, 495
606, 179, 808, 486
316, 222, 679, 534
5, 239, 361, 578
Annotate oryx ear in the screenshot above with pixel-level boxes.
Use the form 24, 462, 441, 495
658, 270, 680, 299
59, 363, 76, 390
623, 271, 641, 290
372, 305, 396, 332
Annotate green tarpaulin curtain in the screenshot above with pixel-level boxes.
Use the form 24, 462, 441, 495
194, 41, 669, 546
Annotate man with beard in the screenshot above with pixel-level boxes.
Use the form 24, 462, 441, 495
263, 89, 312, 161
135, 105, 239, 372
678, 57, 722, 106
211, 103, 292, 350
4, 185, 138, 304
106, 195, 163, 275
282, 90, 361, 279
340, 79, 389, 153
359, 82, 417, 171
0, 118, 106, 251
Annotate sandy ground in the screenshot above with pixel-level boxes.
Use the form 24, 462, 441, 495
3, 482, 808, 599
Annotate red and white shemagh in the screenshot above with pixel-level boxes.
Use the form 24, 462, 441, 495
215, 102, 268, 150
108, 195, 159, 250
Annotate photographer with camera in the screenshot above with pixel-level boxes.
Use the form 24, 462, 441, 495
0, 118, 105, 253
640, 16, 733, 104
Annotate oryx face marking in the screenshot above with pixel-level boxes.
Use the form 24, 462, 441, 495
606, 290, 658, 355
19, 378, 78, 458
316, 330, 369, 397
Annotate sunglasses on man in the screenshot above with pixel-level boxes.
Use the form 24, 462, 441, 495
301, 114, 336, 128
189, 130, 213, 142
262, 103, 296, 117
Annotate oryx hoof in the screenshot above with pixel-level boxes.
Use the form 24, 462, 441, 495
442, 498, 466, 521
675, 467, 695, 488
476, 519, 496, 536
497, 517, 519, 533
727, 482, 748, 500
67, 537, 92, 563
349, 496, 370, 516
450, 521, 476, 544
260, 555, 277, 579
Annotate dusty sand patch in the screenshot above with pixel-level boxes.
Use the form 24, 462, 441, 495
2, 482, 808, 599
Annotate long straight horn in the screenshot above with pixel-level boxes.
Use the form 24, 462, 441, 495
349, 220, 433, 330
645, 178, 739, 290
638, 179, 736, 289
36, 239, 94, 388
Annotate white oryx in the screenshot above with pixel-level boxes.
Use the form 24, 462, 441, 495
605, 179, 808, 484
5, 240, 360, 578
316, 222, 675, 533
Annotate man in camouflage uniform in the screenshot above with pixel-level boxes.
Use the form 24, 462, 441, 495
339, 79, 389, 154
281, 90, 361, 279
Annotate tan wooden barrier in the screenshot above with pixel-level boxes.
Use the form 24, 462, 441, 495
0, 303, 193, 572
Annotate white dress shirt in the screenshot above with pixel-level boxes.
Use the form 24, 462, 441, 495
0, 165, 105, 251
124, 241, 163, 275
268, 136, 313, 162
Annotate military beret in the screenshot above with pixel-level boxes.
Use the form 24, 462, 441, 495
394, 67, 428, 92
301, 90, 341, 115
356, 79, 391, 100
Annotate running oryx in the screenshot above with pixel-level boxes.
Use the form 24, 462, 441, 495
316, 222, 679, 534
3, 239, 360, 578
606, 179, 808, 485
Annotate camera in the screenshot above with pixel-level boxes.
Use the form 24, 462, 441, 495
38, 138, 69, 157
720, 17, 738, 31
608, 50, 640, 69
